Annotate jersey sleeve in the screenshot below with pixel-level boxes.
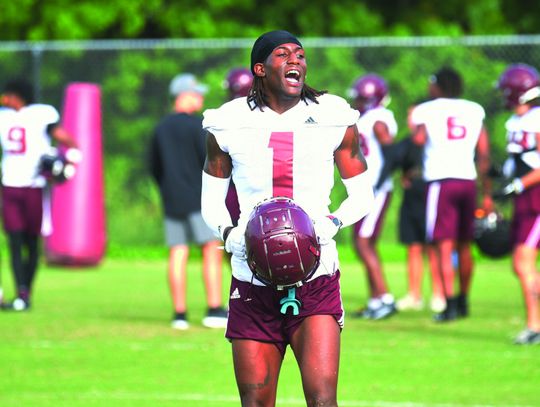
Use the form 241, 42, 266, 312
410, 103, 428, 126
315, 94, 359, 126
32, 104, 60, 126
521, 108, 540, 133
202, 99, 250, 153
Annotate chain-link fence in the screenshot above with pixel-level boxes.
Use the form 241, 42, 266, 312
1, 35, 538, 249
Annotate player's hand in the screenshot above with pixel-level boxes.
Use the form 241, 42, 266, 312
223, 226, 246, 258
313, 216, 342, 245
493, 178, 524, 201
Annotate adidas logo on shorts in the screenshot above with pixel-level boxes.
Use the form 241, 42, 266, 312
230, 287, 241, 300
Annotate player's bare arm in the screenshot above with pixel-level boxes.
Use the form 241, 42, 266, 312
411, 123, 427, 146
49, 124, 78, 148
203, 131, 232, 178
334, 124, 367, 179
475, 125, 493, 210
373, 120, 393, 145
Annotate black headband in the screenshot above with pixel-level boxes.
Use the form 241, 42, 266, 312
250, 30, 303, 74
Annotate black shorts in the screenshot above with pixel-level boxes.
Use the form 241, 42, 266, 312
399, 179, 426, 244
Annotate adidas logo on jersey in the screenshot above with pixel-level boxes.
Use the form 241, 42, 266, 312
230, 287, 241, 300
304, 116, 317, 124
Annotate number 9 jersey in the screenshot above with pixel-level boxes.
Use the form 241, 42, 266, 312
0, 104, 59, 188
203, 94, 359, 283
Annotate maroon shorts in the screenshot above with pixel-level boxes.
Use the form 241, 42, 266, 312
425, 179, 476, 242
353, 191, 392, 240
511, 184, 540, 248
1, 186, 43, 234
226, 271, 344, 357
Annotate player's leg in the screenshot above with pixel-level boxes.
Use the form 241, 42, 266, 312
201, 240, 224, 308
190, 211, 227, 327
7, 231, 25, 297
164, 217, 190, 328
397, 243, 424, 310
426, 244, 446, 312
287, 274, 343, 406
22, 233, 39, 293
512, 244, 540, 339
168, 244, 189, 312
454, 181, 477, 317
433, 238, 459, 321
456, 240, 473, 317
353, 192, 395, 319
290, 315, 340, 407
232, 339, 282, 406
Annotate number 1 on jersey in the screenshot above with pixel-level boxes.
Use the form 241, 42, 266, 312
268, 132, 294, 198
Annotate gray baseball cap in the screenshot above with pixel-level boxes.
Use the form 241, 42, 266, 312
169, 73, 208, 97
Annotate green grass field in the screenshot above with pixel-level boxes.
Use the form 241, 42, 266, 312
0, 251, 538, 407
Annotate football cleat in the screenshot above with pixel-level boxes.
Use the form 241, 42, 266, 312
430, 296, 447, 313
171, 312, 189, 330
513, 328, 540, 345
202, 307, 228, 329
396, 294, 424, 311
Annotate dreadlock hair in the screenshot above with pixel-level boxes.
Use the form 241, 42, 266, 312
3, 79, 35, 105
246, 76, 327, 111
431, 67, 463, 98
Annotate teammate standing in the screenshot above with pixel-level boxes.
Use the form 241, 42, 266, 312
495, 63, 540, 345
223, 67, 253, 225
411, 67, 492, 322
349, 73, 398, 319
396, 101, 445, 313
0, 79, 79, 310
149, 73, 227, 330
201, 30, 373, 406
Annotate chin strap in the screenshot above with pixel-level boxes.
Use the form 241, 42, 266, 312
279, 287, 301, 316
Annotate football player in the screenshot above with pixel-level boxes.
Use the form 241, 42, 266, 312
348, 73, 399, 319
396, 101, 446, 313
495, 63, 540, 345
201, 30, 374, 406
411, 67, 493, 322
223, 67, 253, 226
0, 79, 79, 311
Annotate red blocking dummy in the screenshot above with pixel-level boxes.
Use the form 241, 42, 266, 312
45, 83, 106, 266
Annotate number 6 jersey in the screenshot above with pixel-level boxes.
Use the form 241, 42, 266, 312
203, 94, 359, 283
411, 98, 485, 182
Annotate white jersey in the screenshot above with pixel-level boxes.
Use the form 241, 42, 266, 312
505, 106, 540, 170
355, 106, 398, 192
203, 94, 359, 284
0, 104, 59, 188
411, 98, 485, 182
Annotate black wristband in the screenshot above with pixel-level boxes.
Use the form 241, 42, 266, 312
222, 226, 234, 243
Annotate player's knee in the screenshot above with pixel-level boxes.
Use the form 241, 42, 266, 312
305, 393, 337, 407
239, 393, 273, 407
304, 385, 337, 407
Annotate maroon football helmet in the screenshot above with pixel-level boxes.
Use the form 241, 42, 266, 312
244, 197, 321, 289
224, 67, 253, 100
497, 63, 540, 109
348, 73, 389, 113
